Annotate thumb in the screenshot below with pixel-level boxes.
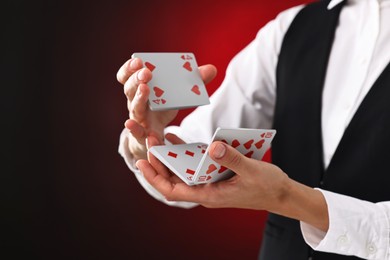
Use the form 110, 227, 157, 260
208, 141, 251, 175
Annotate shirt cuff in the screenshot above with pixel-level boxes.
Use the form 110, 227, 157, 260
300, 188, 390, 259
118, 128, 198, 209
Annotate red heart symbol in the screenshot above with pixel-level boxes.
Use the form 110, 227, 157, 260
145, 62, 156, 72
255, 139, 265, 149
218, 166, 227, 173
183, 61, 192, 72
231, 139, 240, 148
244, 139, 254, 149
161, 99, 166, 104
261, 133, 265, 138
206, 176, 212, 181
245, 151, 254, 158
153, 86, 164, 97
191, 85, 201, 95
206, 164, 217, 174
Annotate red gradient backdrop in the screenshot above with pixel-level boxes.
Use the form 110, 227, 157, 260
4, 0, 311, 259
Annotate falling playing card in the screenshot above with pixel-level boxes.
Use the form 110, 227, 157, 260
149, 128, 276, 185
131, 52, 210, 111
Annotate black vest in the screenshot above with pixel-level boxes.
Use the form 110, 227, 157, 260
259, 0, 390, 259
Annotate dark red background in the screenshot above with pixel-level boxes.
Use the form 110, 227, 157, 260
3, 0, 311, 259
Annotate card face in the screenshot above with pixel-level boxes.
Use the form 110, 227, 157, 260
193, 128, 276, 184
149, 128, 276, 185
131, 52, 210, 111
150, 143, 208, 185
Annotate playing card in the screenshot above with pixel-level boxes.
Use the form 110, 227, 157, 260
150, 143, 208, 185
149, 128, 276, 185
193, 128, 276, 184
131, 52, 210, 111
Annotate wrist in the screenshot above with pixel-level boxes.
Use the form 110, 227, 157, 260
269, 173, 294, 213
275, 178, 329, 232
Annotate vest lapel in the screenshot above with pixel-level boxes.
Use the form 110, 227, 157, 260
273, 0, 344, 187
324, 61, 390, 201
263, 1, 390, 259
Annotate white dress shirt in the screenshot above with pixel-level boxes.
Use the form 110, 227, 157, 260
119, 0, 390, 258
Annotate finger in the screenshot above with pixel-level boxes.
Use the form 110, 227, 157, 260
136, 159, 176, 196
145, 134, 163, 149
116, 58, 143, 84
208, 141, 253, 176
169, 173, 185, 184
146, 149, 172, 179
136, 158, 189, 201
165, 133, 186, 145
143, 135, 171, 179
130, 83, 150, 121
199, 64, 217, 85
137, 159, 207, 203
146, 135, 193, 183
140, 135, 211, 203
124, 68, 152, 101
124, 119, 147, 141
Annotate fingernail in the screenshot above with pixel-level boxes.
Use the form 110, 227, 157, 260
213, 143, 226, 159
137, 69, 146, 81
130, 59, 138, 70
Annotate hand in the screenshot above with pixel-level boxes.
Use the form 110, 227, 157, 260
137, 138, 329, 231
141, 133, 190, 186
138, 137, 289, 209
116, 58, 217, 160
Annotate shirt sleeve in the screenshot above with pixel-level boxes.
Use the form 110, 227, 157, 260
301, 189, 390, 260
118, 5, 304, 208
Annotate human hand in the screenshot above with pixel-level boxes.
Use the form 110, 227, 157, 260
116, 58, 217, 160
137, 137, 329, 231
137, 137, 289, 210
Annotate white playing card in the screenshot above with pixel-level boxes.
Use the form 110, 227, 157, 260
193, 128, 276, 184
131, 52, 210, 111
150, 143, 208, 185
149, 128, 276, 186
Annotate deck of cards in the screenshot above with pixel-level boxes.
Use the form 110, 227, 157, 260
132, 52, 210, 111
132, 52, 276, 185
150, 128, 276, 185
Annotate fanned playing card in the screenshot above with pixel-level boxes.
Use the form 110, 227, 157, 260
149, 143, 208, 184
149, 128, 276, 185
193, 128, 276, 184
131, 52, 210, 111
